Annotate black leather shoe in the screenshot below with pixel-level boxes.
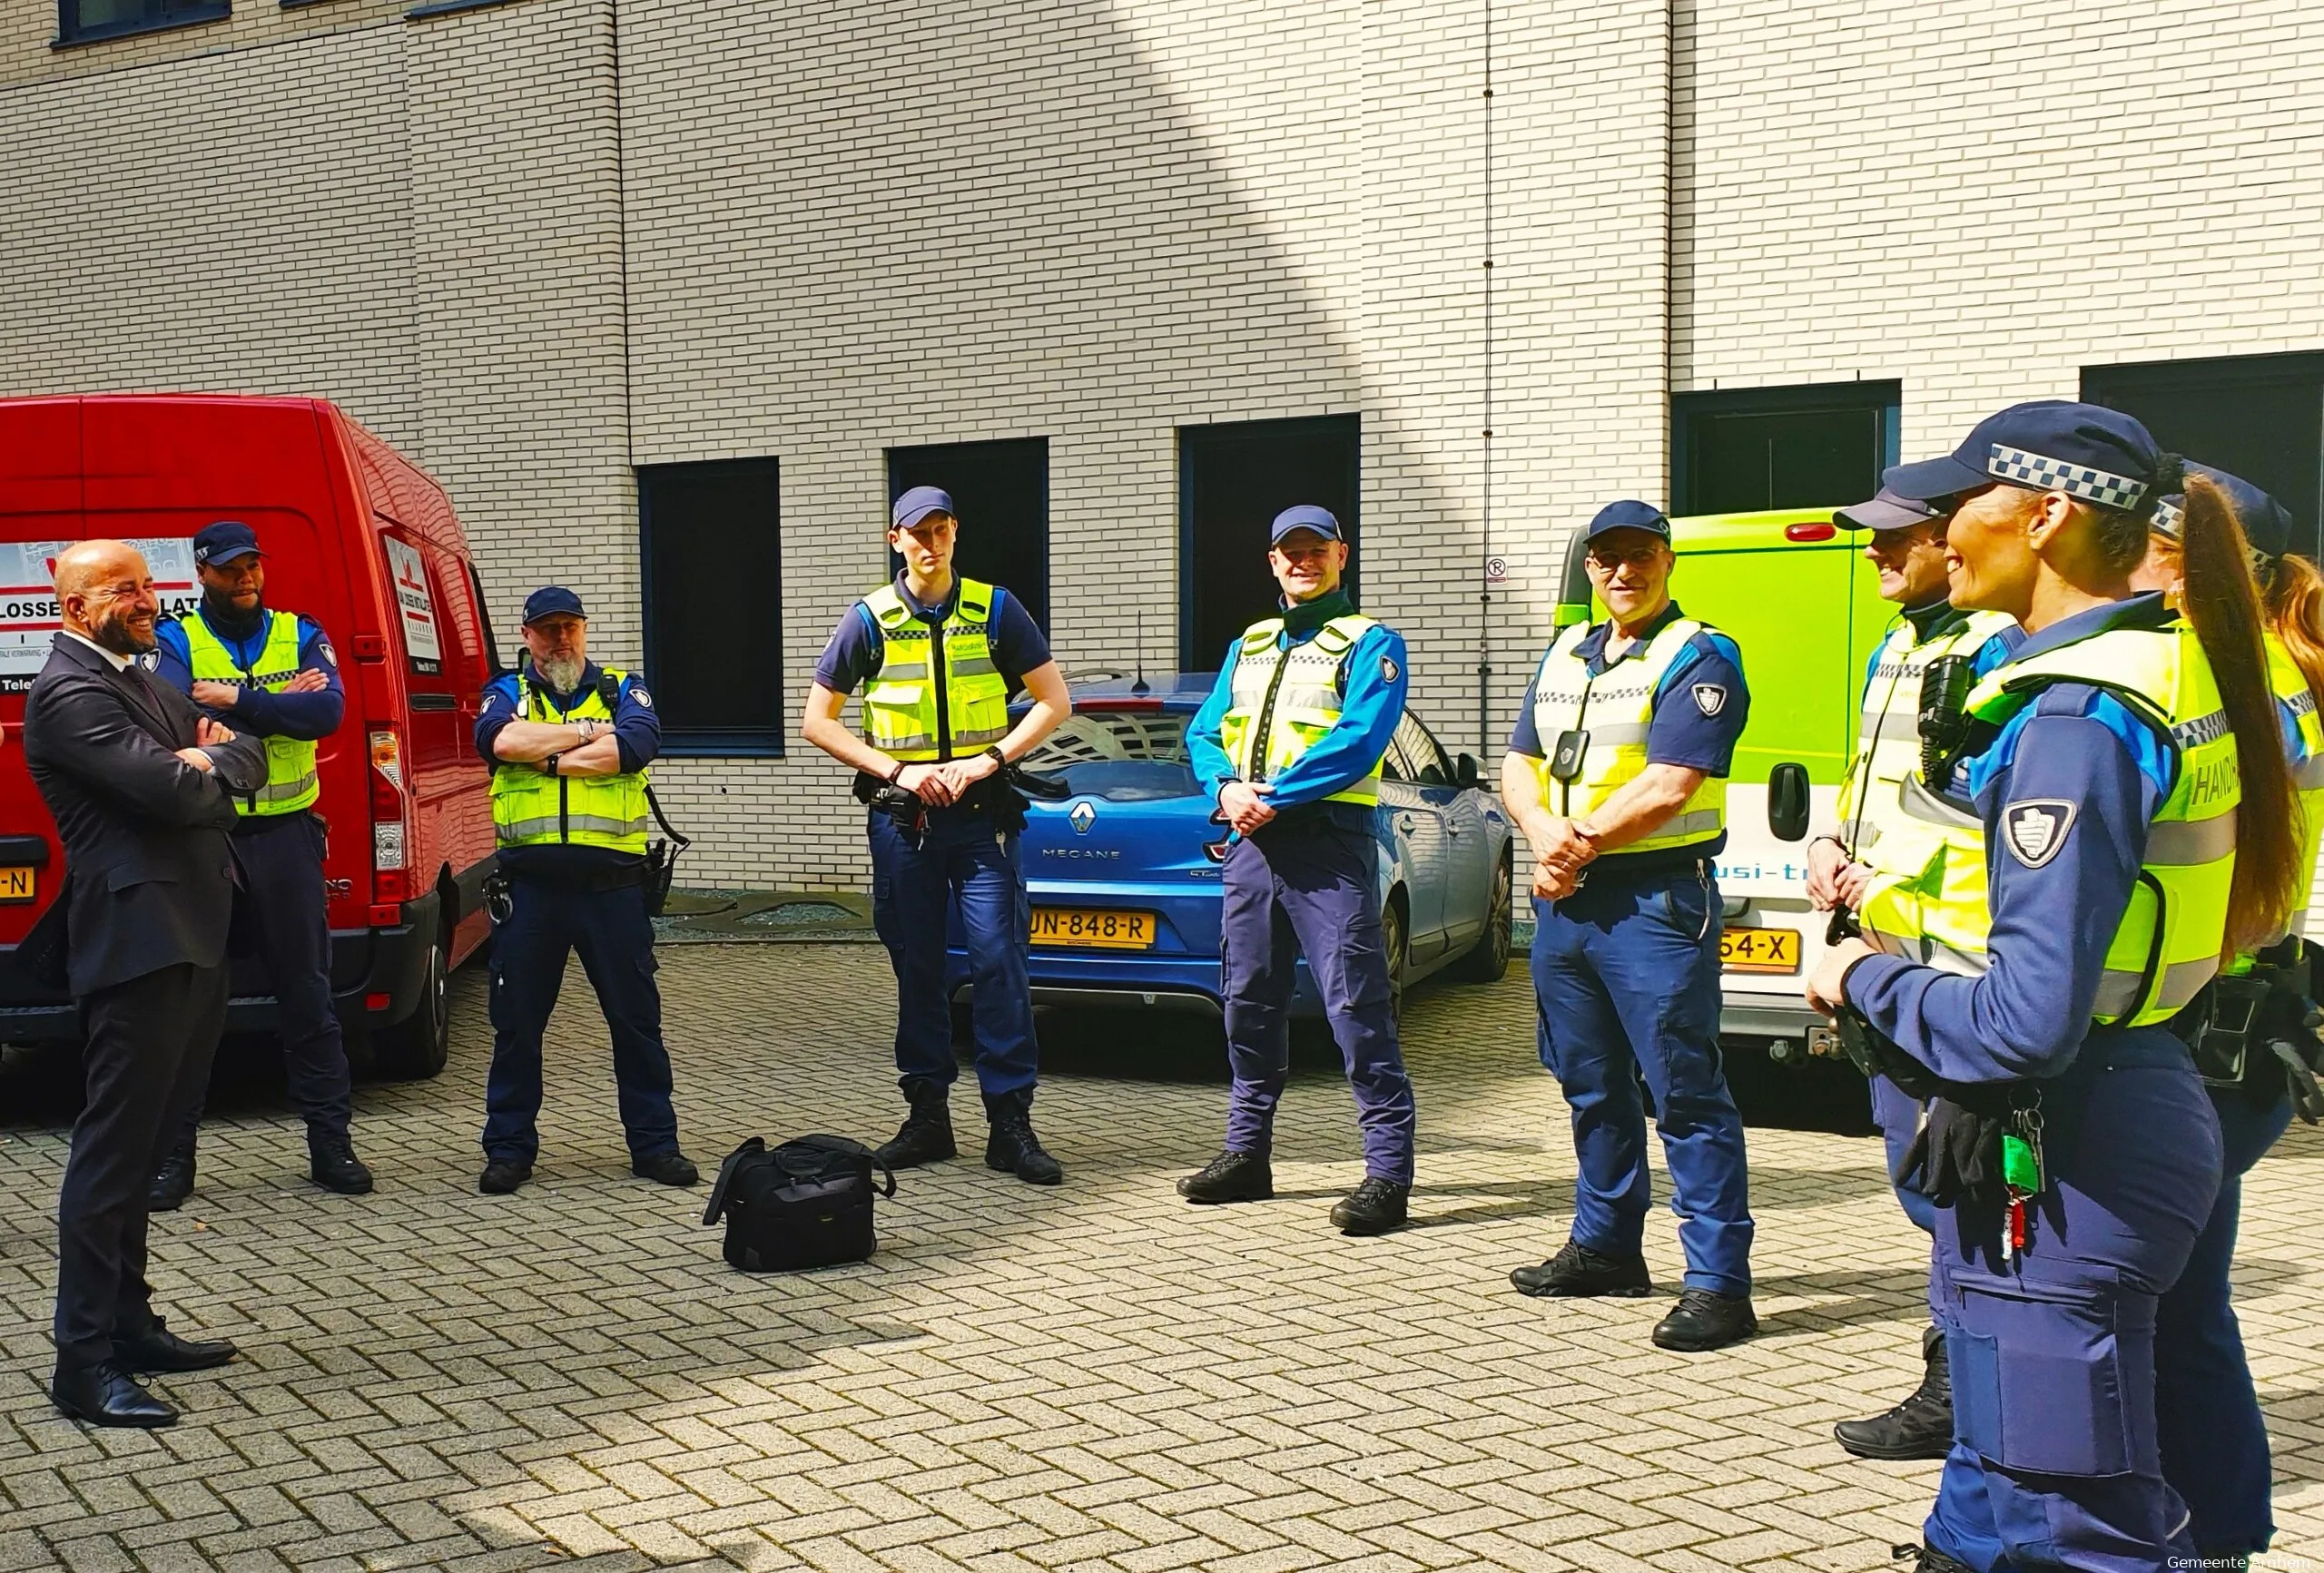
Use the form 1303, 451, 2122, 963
1889, 1545, 1978, 1573
1177, 1149, 1274, 1204
51, 1362, 176, 1428
309, 1136, 375, 1196
1511, 1239, 1652, 1298
478, 1157, 533, 1194
1651, 1288, 1758, 1352
1837, 1324, 1953, 1460
117, 1321, 239, 1374
875, 1077, 958, 1170
148, 1146, 195, 1214
983, 1091, 1063, 1185
632, 1150, 700, 1186
1330, 1176, 1410, 1235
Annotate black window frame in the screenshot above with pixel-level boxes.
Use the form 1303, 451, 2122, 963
55, 0, 229, 47
883, 437, 1052, 638
1670, 381, 1902, 516
2083, 350, 2324, 563
637, 457, 784, 757
1177, 413, 1363, 671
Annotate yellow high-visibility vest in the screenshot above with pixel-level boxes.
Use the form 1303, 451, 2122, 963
489, 667, 650, 854
1218, 613, 1384, 807
858, 578, 1010, 762
176, 608, 320, 817
1526, 615, 1727, 854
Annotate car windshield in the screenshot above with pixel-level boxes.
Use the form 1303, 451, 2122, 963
1022, 709, 1199, 801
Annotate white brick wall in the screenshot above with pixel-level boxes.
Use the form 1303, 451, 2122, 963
3, 0, 2320, 894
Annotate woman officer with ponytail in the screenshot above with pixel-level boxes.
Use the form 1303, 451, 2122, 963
1805, 402, 2298, 1572
2130, 464, 2317, 1566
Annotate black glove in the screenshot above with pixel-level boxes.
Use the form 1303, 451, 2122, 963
1896, 1094, 2012, 1208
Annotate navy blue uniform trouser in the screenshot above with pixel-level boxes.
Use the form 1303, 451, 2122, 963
2152, 1085, 2291, 1556
481, 875, 679, 1163
1874, 1076, 1938, 1234
1220, 813, 1415, 1185
170, 811, 354, 1150
1925, 1028, 2221, 1572
1531, 860, 1754, 1296
57, 962, 226, 1371
868, 807, 1038, 1097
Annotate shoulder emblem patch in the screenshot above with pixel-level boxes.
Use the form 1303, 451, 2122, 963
1691, 683, 1727, 717
138, 652, 159, 672
629, 683, 654, 710
1381, 655, 1399, 684
317, 642, 337, 667
2004, 799, 2078, 869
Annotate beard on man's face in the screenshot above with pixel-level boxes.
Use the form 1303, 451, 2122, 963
92, 603, 158, 657
534, 652, 586, 693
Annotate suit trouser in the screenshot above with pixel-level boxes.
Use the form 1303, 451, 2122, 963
171, 811, 353, 1151
2152, 1085, 2293, 1556
1220, 813, 1415, 1184
55, 961, 229, 1373
1925, 1030, 2219, 1573
481, 875, 680, 1163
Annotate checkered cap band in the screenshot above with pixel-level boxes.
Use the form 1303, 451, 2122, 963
1987, 445, 2149, 511
2151, 497, 2185, 539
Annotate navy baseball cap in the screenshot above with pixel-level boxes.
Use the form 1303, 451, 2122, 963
522, 586, 586, 624
1582, 499, 1671, 543
1886, 400, 2165, 514
891, 486, 955, 531
2154, 464, 2296, 558
1269, 505, 1344, 545
1836, 487, 1946, 533
192, 520, 262, 567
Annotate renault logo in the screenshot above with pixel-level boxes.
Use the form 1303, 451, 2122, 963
1069, 800, 1098, 835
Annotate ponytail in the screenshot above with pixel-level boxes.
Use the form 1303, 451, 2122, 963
2264, 551, 2324, 714
2176, 473, 2299, 955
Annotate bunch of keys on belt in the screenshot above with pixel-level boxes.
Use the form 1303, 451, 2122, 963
2001, 1101, 2046, 1261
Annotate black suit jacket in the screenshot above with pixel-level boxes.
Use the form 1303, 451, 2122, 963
22, 634, 269, 996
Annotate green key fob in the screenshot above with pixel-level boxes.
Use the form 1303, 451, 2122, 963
2001, 1132, 2041, 1194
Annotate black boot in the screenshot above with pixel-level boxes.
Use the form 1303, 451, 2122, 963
148, 1142, 195, 1213
1510, 1239, 1652, 1298
308, 1131, 375, 1196
1329, 1176, 1410, 1235
1837, 1324, 1954, 1460
1650, 1288, 1758, 1352
875, 1077, 958, 1170
983, 1090, 1063, 1185
1177, 1149, 1274, 1204
1888, 1545, 1977, 1573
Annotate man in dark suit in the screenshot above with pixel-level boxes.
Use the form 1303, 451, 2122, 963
24, 539, 267, 1428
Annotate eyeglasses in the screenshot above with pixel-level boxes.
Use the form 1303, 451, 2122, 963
1584, 546, 1664, 570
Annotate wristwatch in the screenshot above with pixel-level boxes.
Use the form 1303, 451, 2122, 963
984, 745, 1008, 770
541, 752, 562, 776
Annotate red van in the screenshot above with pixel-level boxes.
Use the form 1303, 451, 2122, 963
0, 394, 499, 1077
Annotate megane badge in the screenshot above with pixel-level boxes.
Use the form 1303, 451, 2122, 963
1069, 800, 1098, 835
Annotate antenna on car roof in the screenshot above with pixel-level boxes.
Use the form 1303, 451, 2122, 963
1132, 605, 1151, 694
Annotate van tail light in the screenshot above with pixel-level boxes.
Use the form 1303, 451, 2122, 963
369, 726, 411, 905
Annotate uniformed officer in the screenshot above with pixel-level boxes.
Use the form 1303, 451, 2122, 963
150, 520, 371, 1206
2132, 464, 2314, 1565
474, 588, 696, 1194
1179, 504, 1417, 1234
799, 487, 1072, 1185
1809, 488, 2021, 1458
1502, 499, 1758, 1351
1808, 402, 2297, 1572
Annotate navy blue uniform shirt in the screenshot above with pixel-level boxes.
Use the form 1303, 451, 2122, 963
814, 575, 1050, 698
476, 660, 662, 871
155, 605, 346, 743
1847, 594, 2182, 1082
1509, 599, 1750, 865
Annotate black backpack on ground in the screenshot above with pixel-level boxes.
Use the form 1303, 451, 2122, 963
701, 1136, 895, 1272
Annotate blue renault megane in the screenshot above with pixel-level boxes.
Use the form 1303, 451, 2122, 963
947, 674, 1515, 1016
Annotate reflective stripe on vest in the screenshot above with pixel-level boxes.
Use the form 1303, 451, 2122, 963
488, 667, 652, 853
1527, 616, 1727, 853
176, 608, 320, 816
858, 578, 1011, 762
1849, 611, 2019, 959
1928, 620, 2239, 1029
1218, 614, 1384, 807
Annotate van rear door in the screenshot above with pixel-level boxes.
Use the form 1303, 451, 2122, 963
0, 398, 84, 951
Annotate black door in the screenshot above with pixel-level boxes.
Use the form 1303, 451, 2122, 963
1179, 414, 1360, 670
2083, 353, 2324, 561
886, 438, 1050, 630
1672, 382, 1900, 516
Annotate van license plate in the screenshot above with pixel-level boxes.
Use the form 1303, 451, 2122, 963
1031, 909, 1155, 949
0, 867, 34, 904
1719, 924, 1798, 973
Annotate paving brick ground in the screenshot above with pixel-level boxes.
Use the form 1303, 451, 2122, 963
1, 944, 2318, 1571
